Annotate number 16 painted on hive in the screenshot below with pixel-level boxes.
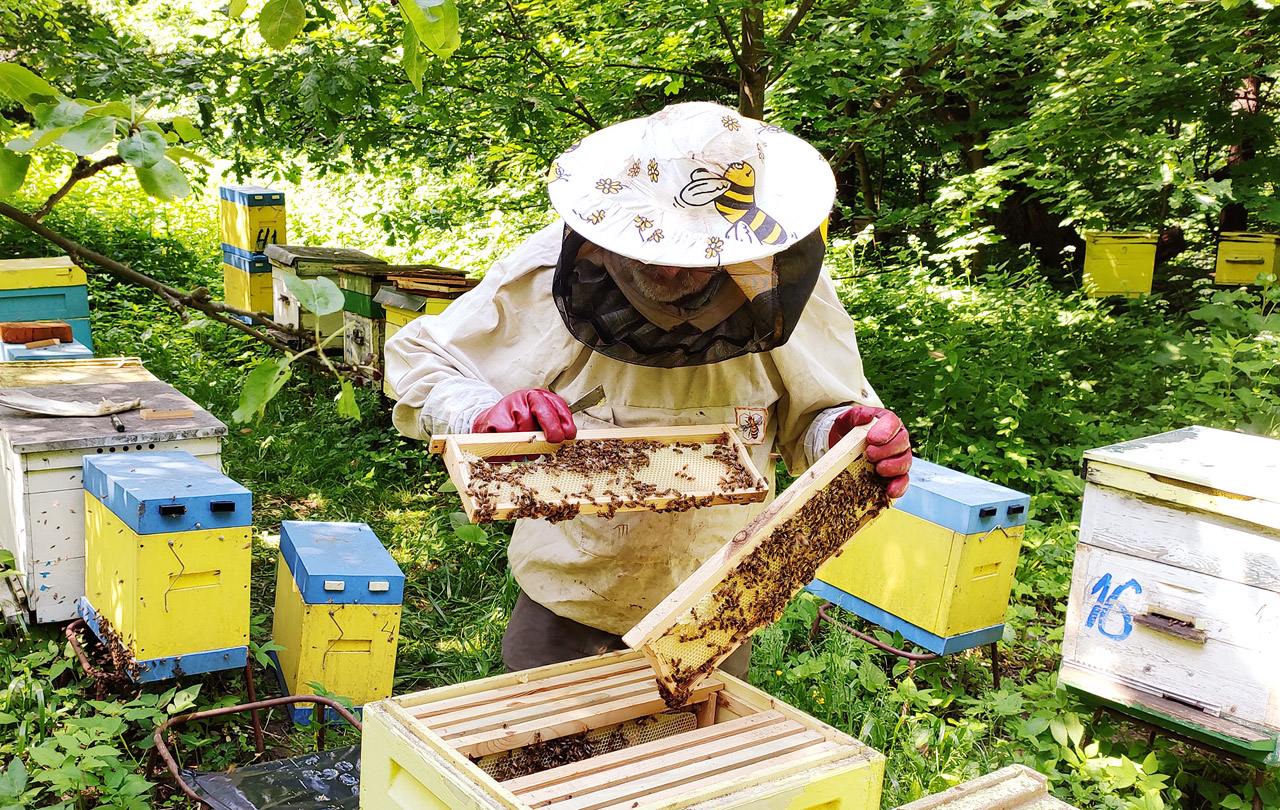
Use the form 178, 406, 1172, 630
1086, 573, 1143, 641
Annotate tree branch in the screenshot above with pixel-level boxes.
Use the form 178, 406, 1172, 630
0, 201, 341, 372
34, 156, 125, 222
715, 12, 745, 71
776, 0, 817, 47
597, 63, 737, 89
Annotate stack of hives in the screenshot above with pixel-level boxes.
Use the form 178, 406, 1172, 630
219, 185, 286, 317
79, 450, 251, 680
265, 245, 384, 341
377, 267, 478, 397
270, 520, 404, 724
0, 256, 94, 361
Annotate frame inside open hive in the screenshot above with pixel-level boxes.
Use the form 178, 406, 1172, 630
624, 424, 892, 706
361, 650, 885, 810
432, 426, 768, 524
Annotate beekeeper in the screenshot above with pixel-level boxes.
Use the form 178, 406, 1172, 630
385, 101, 911, 676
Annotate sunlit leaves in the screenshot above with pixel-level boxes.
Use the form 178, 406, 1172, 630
281, 273, 344, 316
133, 158, 191, 200
233, 356, 294, 423
117, 129, 166, 168
57, 116, 117, 156
0, 149, 32, 197
335, 380, 361, 420
259, 0, 306, 49
399, 0, 460, 60
0, 64, 58, 106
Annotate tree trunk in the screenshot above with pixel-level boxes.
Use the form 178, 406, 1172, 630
851, 142, 878, 213
738, 1, 767, 119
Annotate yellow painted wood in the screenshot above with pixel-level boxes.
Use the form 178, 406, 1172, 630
814, 509, 1023, 638
359, 651, 883, 810
219, 200, 286, 253
1082, 232, 1157, 298
0, 256, 85, 289
83, 492, 250, 659
223, 265, 274, 313
272, 556, 402, 707
1215, 232, 1279, 285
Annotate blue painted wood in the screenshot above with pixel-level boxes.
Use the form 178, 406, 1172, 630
280, 521, 404, 606
805, 580, 1005, 655
0, 339, 93, 361
78, 597, 246, 681
266, 650, 364, 726
221, 246, 271, 273
66, 317, 93, 351
893, 458, 1031, 534
219, 185, 285, 206
82, 451, 251, 534
0, 285, 90, 321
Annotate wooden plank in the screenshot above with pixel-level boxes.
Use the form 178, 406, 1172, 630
1086, 462, 1280, 534
140, 408, 194, 420
502, 711, 787, 796
450, 678, 725, 758
22, 338, 60, 349
891, 764, 1078, 810
410, 657, 652, 721
435, 675, 661, 739
564, 734, 836, 810
1080, 483, 1280, 593
515, 715, 803, 807
429, 425, 752, 456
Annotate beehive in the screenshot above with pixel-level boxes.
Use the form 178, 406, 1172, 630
271, 269, 345, 339
0, 367, 226, 623
0, 339, 93, 362
219, 185, 286, 254
377, 287, 452, 399
222, 249, 273, 314
433, 426, 768, 525
893, 765, 1079, 810
1082, 231, 1157, 298
271, 520, 404, 725
360, 650, 885, 810
809, 458, 1029, 655
79, 451, 251, 680
0, 256, 93, 350
337, 264, 392, 371
625, 425, 889, 705
1059, 426, 1280, 765
265, 245, 383, 278
1215, 232, 1279, 285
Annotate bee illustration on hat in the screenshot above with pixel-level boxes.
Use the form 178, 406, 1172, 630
677, 161, 787, 246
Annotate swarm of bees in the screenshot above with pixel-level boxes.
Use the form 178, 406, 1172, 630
649, 462, 892, 709
462, 435, 765, 524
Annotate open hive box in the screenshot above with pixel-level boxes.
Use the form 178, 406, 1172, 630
361, 650, 885, 810
431, 426, 769, 524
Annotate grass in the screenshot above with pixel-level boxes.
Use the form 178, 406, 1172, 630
0, 166, 1278, 808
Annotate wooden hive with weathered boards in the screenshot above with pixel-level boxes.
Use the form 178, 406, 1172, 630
1059, 426, 1280, 765
433, 426, 768, 525
624, 424, 890, 705
360, 650, 885, 810
893, 765, 1080, 810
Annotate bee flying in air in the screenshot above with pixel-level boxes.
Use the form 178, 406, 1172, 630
677, 161, 788, 246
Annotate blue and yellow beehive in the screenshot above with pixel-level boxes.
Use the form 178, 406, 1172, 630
78, 451, 252, 681
0, 257, 94, 351
1215, 232, 1279, 285
222, 249, 273, 314
1082, 231, 1158, 298
219, 185, 286, 254
271, 521, 403, 724
808, 459, 1030, 655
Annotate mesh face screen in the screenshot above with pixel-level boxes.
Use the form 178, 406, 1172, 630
642, 461, 891, 705
475, 711, 697, 781
461, 437, 766, 522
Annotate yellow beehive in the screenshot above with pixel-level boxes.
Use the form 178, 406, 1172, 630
219, 185, 286, 253
0, 255, 86, 289
79, 451, 252, 681
380, 291, 452, 398
1215, 232, 1279, 285
223, 263, 274, 313
810, 459, 1029, 655
360, 650, 884, 810
1082, 231, 1158, 297
271, 521, 403, 723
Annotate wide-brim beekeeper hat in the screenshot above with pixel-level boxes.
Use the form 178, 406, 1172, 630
547, 101, 838, 368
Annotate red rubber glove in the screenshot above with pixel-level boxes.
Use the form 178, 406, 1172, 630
473, 389, 577, 443
830, 406, 912, 498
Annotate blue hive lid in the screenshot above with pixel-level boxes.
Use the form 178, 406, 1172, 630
280, 521, 404, 605
219, 185, 286, 207
221, 246, 271, 273
1, 339, 93, 361
893, 458, 1030, 534
83, 451, 252, 535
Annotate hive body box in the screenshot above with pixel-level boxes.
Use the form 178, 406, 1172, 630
267, 246, 384, 340
360, 650, 884, 810
272, 521, 404, 724
1215, 232, 1279, 285
338, 265, 393, 370
0, 256, 94, 351
222, 250, 273, 314
0, 340, 93, 362
377, 288, 452, 398
893, 765, 1079, 810
1082, 232, 1157, 298
219, 186, 286, 254
0, 366, 227, 622
78, 451, 251, 680
1059, 426, 1280, 765
808, 458, 1030, 655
